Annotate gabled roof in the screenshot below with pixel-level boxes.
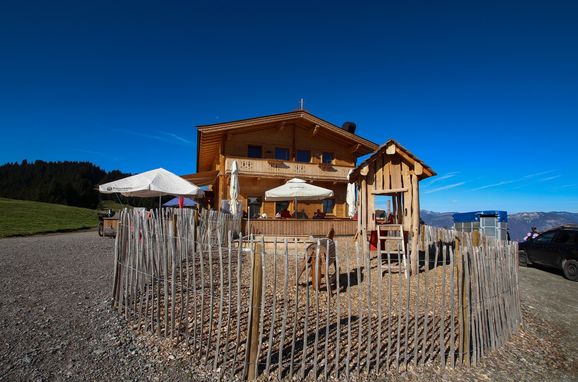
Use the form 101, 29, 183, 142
196, 110, 379, 172
350, 139, 436, 182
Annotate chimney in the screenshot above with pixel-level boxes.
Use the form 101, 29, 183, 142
341, 121, 356, 134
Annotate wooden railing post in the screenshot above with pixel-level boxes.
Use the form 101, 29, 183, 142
246, 242, 263, 380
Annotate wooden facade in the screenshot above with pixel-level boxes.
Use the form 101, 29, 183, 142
350, 139, 436, 272
185, 110, 378, 219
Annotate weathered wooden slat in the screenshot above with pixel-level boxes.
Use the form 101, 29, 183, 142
232, 234, 244, 378
376, 232, 384, 372
365, 238, 373, 375
323, 238, 331, 381
355, 240, 363, 378
213, 228, 225, 369
256, 237, 267, 376
345, 240, 353, 379
265, 237, 278, 373
449, 245, 456, 368
242, 237, 255, 380
288, 238, 300, 379
420, 235, 430, 367
439, 244, 447, 367
334, 240, 342, 379
403, 239, 411, 368
413, 234, 421, 366
300, 238, 311, 380
277, 239, 290, 379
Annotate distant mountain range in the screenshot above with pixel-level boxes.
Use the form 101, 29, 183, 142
420, 210, 578, 241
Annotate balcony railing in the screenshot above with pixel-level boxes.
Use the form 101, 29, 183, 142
225, 157, 351, 181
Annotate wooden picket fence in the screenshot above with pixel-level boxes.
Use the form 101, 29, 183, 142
111, 209, 521, 380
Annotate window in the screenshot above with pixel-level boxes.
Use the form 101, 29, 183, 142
275, 147, 289, 160
534, 231, 556, 243
322, 199, 335, 214
322, 152, 334, 164
248, 145, 262, 158
554, 230, 578, 244
276, 201, 289, 215
296, 150, 311, 163
247, 197, 262, 219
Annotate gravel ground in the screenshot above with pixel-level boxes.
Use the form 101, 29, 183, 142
1, 231, 577, 381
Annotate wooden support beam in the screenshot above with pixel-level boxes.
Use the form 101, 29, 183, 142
414, 162, 423, 176
350, 143, 361, 153
312, 124, 319, 136
371, 187, 409, 195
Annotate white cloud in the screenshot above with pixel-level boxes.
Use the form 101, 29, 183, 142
539, 175, 561, 182
470, 179, 520, 191
422, 171, 459, 187
113, 128, 193, 146
424, 182, 465, 194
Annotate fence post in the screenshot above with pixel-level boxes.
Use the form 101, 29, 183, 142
456, 235, 471, 365
246, 241, 263, 381
472, 230, 480, 247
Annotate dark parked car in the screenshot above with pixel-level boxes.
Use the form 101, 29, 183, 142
518, 225, 578, 281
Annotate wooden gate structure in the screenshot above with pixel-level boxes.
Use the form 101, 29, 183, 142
349, 140, 436, 274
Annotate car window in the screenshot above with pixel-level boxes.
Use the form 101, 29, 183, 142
566, 231, 578, 244
554, 231, 570, 243
534, 231, 556, 243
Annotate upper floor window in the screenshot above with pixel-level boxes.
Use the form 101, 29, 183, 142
322, 152, 334, 164
296, 150, 311, 163
322, 198, 335, 214
248, 145, 262, 158
275, 147, 289, 160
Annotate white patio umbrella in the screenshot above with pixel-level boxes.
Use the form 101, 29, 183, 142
99, 168, 204, 208
265, 178, 334, 216
346, 169, 357, 218
229, 160, 239, 216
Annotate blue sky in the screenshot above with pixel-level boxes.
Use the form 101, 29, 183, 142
1, 0, 577, 212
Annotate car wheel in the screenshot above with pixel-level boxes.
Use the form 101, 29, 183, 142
562, 259, 578, 282
519, 250, 530, 267
98, 222, 104, 237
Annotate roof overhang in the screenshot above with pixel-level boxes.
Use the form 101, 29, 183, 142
181, 170, 219, 187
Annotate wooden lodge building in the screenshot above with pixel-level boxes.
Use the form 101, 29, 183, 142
183, 110, 378, 225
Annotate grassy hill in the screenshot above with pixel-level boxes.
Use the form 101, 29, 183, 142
0, 198, 98, 238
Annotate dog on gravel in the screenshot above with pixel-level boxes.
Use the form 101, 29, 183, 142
297, 227, 340, 291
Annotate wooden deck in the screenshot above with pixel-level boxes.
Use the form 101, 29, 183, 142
245, 218, 357, 237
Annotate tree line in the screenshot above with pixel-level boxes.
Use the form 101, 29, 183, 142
0, 160, 132, 209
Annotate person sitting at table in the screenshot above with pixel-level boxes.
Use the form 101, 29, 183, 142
313, 209, 325, 219
280, 208, 291, 219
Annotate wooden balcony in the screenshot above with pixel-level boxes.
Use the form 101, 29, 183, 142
225, 157, 352, 182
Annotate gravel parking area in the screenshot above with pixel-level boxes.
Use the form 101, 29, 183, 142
0, 231, 577, 381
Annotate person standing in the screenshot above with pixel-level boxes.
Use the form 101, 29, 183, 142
524, 226, 540, 241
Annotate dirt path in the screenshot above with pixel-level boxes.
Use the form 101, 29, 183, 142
0, 231, 204, 381
0, 232, 576, 381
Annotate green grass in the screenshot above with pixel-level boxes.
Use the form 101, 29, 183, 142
0, 198, 99, 238
97, 199, 128, 211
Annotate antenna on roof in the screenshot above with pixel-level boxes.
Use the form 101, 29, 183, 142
299, 98, 304, 110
